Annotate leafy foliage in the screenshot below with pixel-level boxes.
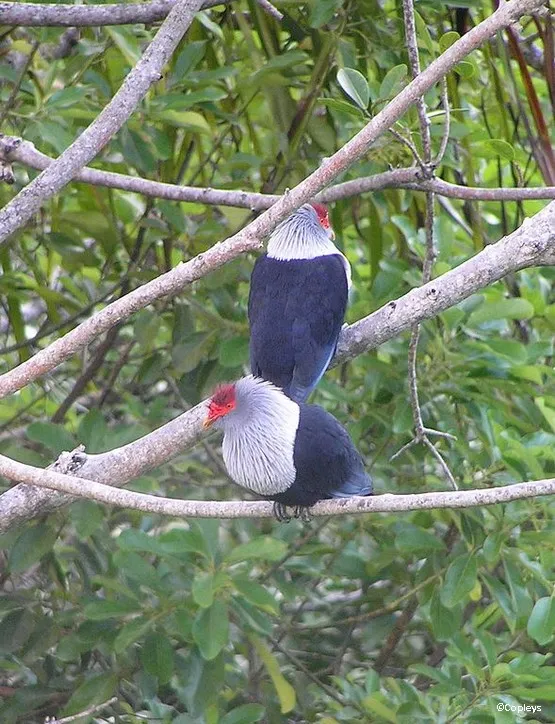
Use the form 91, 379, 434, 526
0, 1, 554, 722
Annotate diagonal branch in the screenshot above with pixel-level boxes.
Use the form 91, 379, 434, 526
0, 202, 552, 533
3, 137, 554, 206
0, 0, 205, 248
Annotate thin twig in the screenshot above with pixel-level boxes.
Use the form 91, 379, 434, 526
0, 40, 40, 127
254, 0, 283, 21
44, 696, 118, 724
394, 0, 457, 490
434, 78, 451, 166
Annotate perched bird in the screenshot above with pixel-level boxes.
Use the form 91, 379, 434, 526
203, 376, 372, 520
248, 203, 351, 403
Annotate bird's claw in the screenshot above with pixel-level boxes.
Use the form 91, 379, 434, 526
294, 506, 312, 523
272, 503, 312, 523
273, 502, 292, 522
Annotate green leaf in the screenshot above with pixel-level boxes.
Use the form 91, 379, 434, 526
481, 139, 515, 162
83, 599, 141, 620
319, 97, 365, 118
62, 673, 117, 717
221, 704, 266, 724
414, 11, 435, 53
337, 68, 370, 110
439, 31, 460, 53
153, 110, 211, 133
250, 635, 295, 713
106, 27, 141, 65
192, 571, 229, 608
527, 597, 555, 645
114, 618, 153, 654
26, 422, 76, 455
140, 632, 174, 685
171, 41, 207, 82
468, 298, 535, 326
225, 536, 288, 564
441, 554, 478, 608
9, 524, 58, 572
362, 694, 397, 723
232, 578, 280, 615
535, 398, 555, 434
113, 550, 162, 590
394, 523, 446, 554
430, 589, 460, 639
309, 0, 342, 28
454, 60, 475, 78
192, 600, 229, 660
219, 336, 249, 368
378, 64, 408, 101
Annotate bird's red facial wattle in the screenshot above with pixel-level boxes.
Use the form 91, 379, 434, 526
203, 384, 236, 428
310, 203, 335, 239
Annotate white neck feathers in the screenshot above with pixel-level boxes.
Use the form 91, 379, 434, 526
218, 377, 300, 495
267, 204, 341, 261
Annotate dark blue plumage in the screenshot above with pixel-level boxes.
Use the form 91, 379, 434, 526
248, 253, 349, 402
269, 403, 372, 509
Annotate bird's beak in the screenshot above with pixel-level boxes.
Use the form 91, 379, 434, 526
202, 416, 214, 429
327, 227, 335, 240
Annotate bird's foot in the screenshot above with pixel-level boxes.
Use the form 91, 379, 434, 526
273, 502, 292, 523
293, 506, 312, 523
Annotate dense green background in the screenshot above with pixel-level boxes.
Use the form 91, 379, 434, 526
0, 0, 554, 721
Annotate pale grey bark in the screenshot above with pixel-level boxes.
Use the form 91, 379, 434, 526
3, 136, 554, 206
0, 0, 222, 27
0, 451, 554, 521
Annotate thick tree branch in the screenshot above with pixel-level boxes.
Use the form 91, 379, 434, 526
0, 452, 553, 521
0, 0, 205, 248
0, 0, 223, 27
334, 201, 555, 364
0, 0, 547, 397
0, 203, 552, 533
2, 137, 554, 205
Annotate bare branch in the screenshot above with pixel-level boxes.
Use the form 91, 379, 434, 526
0, 0, 225, 27
254, 0, 283, 22
4, 137, 553, 206
0, 451, 554, 520
0, 0, 205, 248
395, 0, 456, 489
45, 697, 118, 724
335, 200, 555, 365
0, 203, 552, 533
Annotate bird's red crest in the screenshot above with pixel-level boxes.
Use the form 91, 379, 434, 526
310, 202, 331, 229
205, 383, 236, 428
211, 383, 236, 408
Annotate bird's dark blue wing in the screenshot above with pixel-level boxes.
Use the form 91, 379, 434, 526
275, 404, 372, 507
248, 254, 348, 402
